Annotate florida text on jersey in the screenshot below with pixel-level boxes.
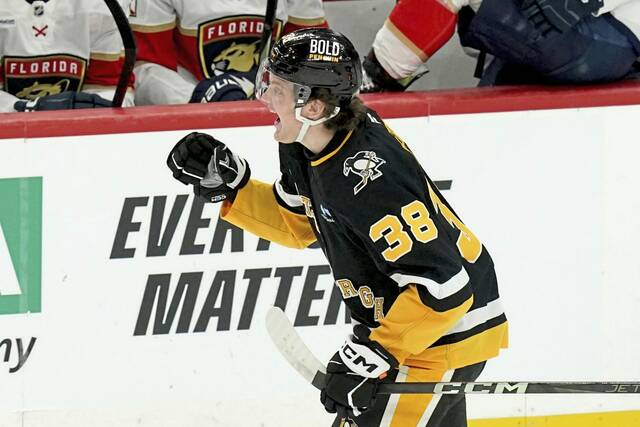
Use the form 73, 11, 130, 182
0, 0, 132, 107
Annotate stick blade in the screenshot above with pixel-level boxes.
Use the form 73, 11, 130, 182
265, 306, 326, 389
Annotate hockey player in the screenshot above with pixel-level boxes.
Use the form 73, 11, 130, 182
362, 0, 640, 90
167, 29, 508, 426
0, 0, 134, 112
129, 0, 328, 105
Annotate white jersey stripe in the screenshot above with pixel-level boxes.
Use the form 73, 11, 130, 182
416, 368, 455, 426
390, 266, 469, 300
379, 365, 409, 427
445, 298, 505, 335
275, 178, 303, 208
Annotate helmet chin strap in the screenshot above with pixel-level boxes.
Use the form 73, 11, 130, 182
294, 106, 340, 144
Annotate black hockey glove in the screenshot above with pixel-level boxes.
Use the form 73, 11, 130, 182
14, 91, 112, 112
320, 324, 398, 419
360, 50, 425, 93
521, 0, 604, 34
167, 132, 251, 203
190, 75, 248, 103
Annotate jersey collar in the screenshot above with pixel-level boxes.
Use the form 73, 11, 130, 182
307, 129, 354, 167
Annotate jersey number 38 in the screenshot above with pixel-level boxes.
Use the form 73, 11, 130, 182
369, 188, 482, 263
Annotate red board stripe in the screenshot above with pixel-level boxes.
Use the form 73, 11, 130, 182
1, 81, 639, 140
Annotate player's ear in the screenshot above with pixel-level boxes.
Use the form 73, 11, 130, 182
302, 98, 327, 121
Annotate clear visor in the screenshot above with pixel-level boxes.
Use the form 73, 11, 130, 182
254, 58, 271, 102
255, 58, 312, 108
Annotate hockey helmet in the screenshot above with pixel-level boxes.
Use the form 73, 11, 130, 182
255, 28, 362, 108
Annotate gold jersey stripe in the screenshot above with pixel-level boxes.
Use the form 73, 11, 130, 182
90, 52, 122, 62
384, 19, 429, 62
469, 410, 640, 427
403, 321, 508, 371
177, 24, 197, 37
370, 285, 474, 365
286, 16, 327, 26
82, 84, 133, 92
310, 130, 354, 166
130, 20, 176, 33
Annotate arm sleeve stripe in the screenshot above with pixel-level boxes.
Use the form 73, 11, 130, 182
285, 16, 327, 26
432, 313, 507, 347
369, 286, 473, 364
130, 21, 176, 33
177, 25, 197, 37
274, 177, 303, 208
134, 30, 178, 70
445, 298, 504, 335
390, 266, 469, 300
382, 19, 429, 61
85, 57, 134, 88
90, 52, 122, 62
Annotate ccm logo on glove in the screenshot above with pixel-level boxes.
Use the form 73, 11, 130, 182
339, 339, 391, 379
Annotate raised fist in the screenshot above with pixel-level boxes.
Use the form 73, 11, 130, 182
167, 132, 250, 202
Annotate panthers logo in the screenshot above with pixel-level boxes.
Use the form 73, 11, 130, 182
198, 16, 282, 80
343, 151, 386, 195
213, 41, 260, 73
16, 79, 71, 99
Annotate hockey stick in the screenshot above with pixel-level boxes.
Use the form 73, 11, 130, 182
103, 0, 137, 107
250, 0, 278, 100
258, 0, 278, 66
265, 307, 640, 395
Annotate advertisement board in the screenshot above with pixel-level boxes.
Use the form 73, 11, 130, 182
1, 92, 640, 426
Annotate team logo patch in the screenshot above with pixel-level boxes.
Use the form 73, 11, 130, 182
197, 15, 282, 86
3, 54, 86, 99
343, 151, 386, 195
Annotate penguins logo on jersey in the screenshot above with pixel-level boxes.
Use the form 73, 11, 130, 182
343, 151, 386, 195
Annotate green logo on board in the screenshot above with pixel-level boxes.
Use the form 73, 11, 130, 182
0, 177, 42, 315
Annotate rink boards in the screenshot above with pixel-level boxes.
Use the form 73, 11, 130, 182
1, 86, 640, 426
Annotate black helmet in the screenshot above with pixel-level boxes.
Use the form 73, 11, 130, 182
256, 28, 362, 106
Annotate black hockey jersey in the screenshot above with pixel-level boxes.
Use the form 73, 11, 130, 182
221, 109, 508, 370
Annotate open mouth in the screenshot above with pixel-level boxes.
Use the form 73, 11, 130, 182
274, 116, 281, 129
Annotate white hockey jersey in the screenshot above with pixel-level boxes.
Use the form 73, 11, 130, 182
0, 0, 134, 113
605, 0, 640, 40
129, 0, 327, 105
371, 0, 640, 81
